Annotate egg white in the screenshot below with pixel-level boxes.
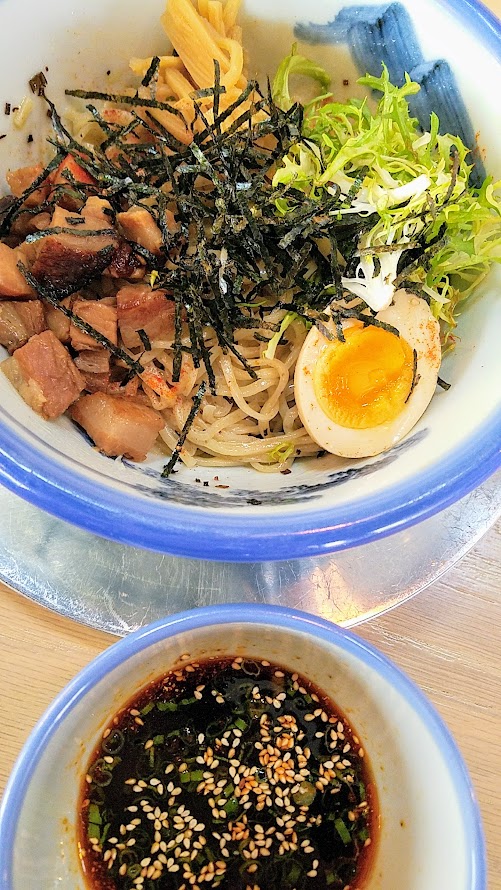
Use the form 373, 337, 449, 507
294, 289, 442, 458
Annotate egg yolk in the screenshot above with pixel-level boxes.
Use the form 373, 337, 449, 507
313, 324, 415, 429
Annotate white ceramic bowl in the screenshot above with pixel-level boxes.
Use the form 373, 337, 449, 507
0, 605, 485, 889
0, 0, 499, 560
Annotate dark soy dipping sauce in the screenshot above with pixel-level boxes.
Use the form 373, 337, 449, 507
79, 657, 378, 890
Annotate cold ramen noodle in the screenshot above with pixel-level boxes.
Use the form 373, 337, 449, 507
80, 657, 377, 890
0, 0, 500, 474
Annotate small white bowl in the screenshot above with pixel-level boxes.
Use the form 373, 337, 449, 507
0, 605, 486, 889
0, 0, 499, 560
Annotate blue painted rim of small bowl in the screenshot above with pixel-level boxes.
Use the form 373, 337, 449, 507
0, 604, 487, 889
0, 0, 499, 561
0, 604, 487, 888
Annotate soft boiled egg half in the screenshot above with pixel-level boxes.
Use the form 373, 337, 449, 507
294, 289, 442, 458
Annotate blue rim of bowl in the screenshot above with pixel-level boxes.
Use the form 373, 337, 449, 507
439, 0, 501, 54
0, 604, 486, 889
0, 404, 499, 561
0, 0, 499, 561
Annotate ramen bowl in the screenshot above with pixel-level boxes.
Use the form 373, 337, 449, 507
0, 605, 486, 889
0, 0, 499, 561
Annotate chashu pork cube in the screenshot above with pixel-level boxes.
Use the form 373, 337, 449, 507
0, 300, 47, 353
0, 242, 37, 298
44, 295, 73, 344
117, 283, 175, 349
70, 392, 164, 461
2, 329, 84, 419
106, 240, 146, 280
6, 163, 50, 207
74, 349, 110, 375
80, 368, 141, 397
10, 210, 52, 242
117, 206, 163, 255
79, 371, 111, 394
70, 299, 117, 351
31, 197, 118, 290
49, 154, 97, 210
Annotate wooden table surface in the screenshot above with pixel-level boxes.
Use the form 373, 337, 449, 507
1, 0, 501, 885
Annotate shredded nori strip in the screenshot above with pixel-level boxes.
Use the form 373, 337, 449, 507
3, 68, 451, 421
141, 56, 161, 89
24, 226, 117, 243
0, 152, 63, 236
327, 305, 401, 340
437, 376, 451, 391
212, 60, 222, 133
161, 381, 207, 477
392, 234, 448, 289
137, 329, 152, 352
315, 319, 336, 342
405, 349, 419, 403
442, 146, 460, 208
29, 71, 48, 97
66, 88, 186, 119
358, 242, 419, 257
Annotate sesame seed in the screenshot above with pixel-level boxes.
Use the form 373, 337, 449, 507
84, 660, 370, 887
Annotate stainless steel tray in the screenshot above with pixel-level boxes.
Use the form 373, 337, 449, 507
0, 472, 499, 636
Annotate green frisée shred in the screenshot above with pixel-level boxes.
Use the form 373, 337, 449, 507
272, 43, 332, 112
272, 60, 501, 339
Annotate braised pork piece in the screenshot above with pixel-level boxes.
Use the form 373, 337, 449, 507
0, 157, 173, 460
